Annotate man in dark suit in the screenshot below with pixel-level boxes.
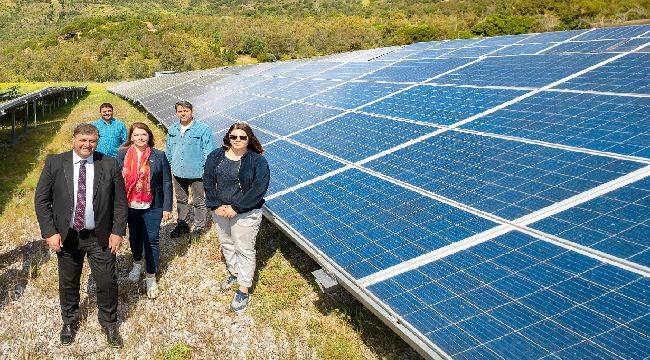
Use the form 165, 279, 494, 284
34, 123, 127, 347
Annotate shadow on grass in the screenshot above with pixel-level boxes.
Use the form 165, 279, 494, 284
252, 219, 421, 359
0, 240, 50, 311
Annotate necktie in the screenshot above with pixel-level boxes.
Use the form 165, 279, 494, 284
73, 159, 87, 231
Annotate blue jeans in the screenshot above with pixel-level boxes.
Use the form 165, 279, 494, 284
127, 207, 163, 274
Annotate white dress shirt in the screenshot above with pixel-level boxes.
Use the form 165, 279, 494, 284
69, 151, 96, 229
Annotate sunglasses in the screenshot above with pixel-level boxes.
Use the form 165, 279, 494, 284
229, 134, 248, 141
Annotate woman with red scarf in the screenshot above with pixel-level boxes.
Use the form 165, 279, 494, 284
117, 122, 172, 299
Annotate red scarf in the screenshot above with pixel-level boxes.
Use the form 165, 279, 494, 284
122, 145, 153, 205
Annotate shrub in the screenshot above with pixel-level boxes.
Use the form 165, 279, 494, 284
471, 14, 535, 37
242, 36, 266, 57
394, 24, 440, 44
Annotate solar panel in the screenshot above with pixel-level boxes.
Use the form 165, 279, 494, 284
109, 24, 650, 359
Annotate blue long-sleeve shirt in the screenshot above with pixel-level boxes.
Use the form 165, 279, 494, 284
165, 120, 216, 179
92, 118, 128, 157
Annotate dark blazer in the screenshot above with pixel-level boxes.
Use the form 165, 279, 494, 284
34, 151, 128, 248
116, 147, 173, 212
203, 148, 270, 214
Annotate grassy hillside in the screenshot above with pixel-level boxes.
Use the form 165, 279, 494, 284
0, 0, 647, 82
0, 82, 419, 359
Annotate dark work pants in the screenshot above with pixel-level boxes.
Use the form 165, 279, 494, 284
127, 207, 163, 274
57, 229, 117, 328
172, 175, 207, 229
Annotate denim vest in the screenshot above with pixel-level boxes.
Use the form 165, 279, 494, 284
165, 120, 216, 179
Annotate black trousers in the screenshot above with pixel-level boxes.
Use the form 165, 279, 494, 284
57, 228, 117, 327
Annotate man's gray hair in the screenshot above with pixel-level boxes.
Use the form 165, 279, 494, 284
73, 123, 99, 137
174, 100, 193, 111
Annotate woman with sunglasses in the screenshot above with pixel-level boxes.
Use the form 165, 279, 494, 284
203, 123, 269, 313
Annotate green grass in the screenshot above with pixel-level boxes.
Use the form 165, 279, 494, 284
156, 343, 192, 360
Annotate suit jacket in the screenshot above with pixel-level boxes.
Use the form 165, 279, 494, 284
34, 151, 128, 247
116, 147, 173, 212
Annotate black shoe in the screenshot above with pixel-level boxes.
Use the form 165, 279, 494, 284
102, 324, 123, 349
169, 222, 190, 239
60, 321, 79, 346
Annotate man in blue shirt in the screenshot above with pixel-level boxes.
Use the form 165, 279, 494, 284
92, 103, 127, 158
166, 101, 216, 238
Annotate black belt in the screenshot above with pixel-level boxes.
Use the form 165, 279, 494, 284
69, 228, 95, 238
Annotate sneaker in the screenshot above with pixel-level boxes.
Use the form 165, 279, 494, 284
220, 274, 237, 291
145, 275, 159, 299
230, 290, 250, 314
170, 222, 190, 238
128, 262, 144, 282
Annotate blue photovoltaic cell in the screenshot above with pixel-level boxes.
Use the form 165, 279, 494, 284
220, 96, 289, 122
166, 82, 209, 99
367, 231, 649, 359
472, 34, 531, 47
202, 91, 253, 112
257, 60, 310, 77
266, 169, 497, 278
139, 92, 179, 108
360, 58, 474, 83
543, 40, 628, 54
531, 177, 650, 267
374, 49, 421, 61
560, 53, 650, 94
196, 112, 236, 131
619, 38, 650, 52
245, 77, 301, 95
362, 85, 525, 125
432, 39, 482, 50
404, 49, 456, 60
316, 62, 388, 80
262, 140, 344, 195
521, 29, 585, 44
219, 75, 267, 92
364, 131, 644, 220
279, 61, 343, 78
267, 78, 341, 100
190, 88, 236, 105
489, 43, 550, 56
290, 113, 432, 162
437, 53, 610, 87
575, 25, 650, 41
444, 45, 504, 58
249, 102, 343, 136
463, 91, 650, 158
304, 81, 407, 109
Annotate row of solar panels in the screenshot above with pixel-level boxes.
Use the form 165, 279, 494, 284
110, 24, 649, 359
0, 86, 87, 115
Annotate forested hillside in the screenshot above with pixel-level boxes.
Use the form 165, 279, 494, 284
0, 0, 647, 81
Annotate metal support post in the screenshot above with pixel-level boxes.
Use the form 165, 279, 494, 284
23, 104, 28, 134
11, 110, 16, 144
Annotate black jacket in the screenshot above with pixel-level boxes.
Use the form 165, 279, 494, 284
34, 151, 128, 247
203, 148, 270, 214
116, 147, 173, 212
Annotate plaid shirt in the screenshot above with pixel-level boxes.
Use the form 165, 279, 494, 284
92, 118, 127, 157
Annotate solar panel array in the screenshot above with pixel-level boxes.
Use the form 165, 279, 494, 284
110, 25, 650, 359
